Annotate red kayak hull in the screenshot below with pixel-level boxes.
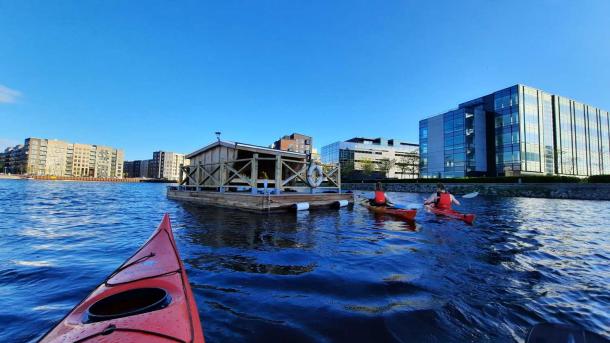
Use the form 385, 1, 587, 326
39, 214, 205, 343
425, 205, 475, 225
362, 201, 417, 221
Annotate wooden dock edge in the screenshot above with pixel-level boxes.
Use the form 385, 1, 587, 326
167, 188, 354, 213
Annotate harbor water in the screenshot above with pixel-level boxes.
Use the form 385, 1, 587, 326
0, 180, 608, 342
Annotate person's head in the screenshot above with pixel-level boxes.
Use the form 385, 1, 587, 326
436, 182, 446, 193
376, 182, 383, 191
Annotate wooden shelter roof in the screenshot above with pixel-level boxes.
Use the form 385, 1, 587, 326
186, 140, 307, 159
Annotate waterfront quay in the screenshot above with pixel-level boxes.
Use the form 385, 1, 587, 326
344, 182, 610, 201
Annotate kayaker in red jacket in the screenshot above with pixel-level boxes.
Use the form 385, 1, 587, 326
424, 183, 460, 209
371, 182, 390, 206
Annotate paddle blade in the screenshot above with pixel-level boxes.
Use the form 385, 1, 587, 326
462, 191, 479, 199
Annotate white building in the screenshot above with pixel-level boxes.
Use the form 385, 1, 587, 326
321, 137, 419, 179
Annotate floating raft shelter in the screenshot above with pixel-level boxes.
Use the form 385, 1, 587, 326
167, 140, 353, 212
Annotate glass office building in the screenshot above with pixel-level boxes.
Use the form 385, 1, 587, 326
420, 98, 489, 178
419, 84, 610, 177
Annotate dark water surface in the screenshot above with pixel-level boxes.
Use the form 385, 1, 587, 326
0, 180, 608, 342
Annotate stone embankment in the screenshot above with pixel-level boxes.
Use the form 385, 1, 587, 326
343, 182, 610, 201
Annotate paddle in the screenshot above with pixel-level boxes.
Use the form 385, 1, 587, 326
462, 191, 479, 199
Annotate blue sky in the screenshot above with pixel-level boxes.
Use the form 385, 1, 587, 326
1, 1, 609, 160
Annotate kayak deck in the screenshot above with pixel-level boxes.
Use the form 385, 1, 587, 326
425, 205, 475, 225
361, 200, 417, 221
39, 214, 204, 343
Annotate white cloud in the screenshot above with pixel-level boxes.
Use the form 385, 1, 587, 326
0, 84, 21, 103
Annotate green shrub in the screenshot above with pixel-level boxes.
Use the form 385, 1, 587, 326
587, 175, 610, 183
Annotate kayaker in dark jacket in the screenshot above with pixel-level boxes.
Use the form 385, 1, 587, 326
371, 182, 390, 206
424, 183, 460, 209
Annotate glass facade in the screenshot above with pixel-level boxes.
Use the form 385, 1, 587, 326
443, 109, 466, 177
420, 84, 610, 178
514, 86, 556, 175
321, 142, 341, 164
588, 106, 600, 175
494, 86, 521, 175
553, 96, 608, 176
419, 121, 428, 176
541, 93, 554, 174
556, 97, 572, 175
602, 111, 610, 174
420, 99, 489, 178
575, 103, 588, 175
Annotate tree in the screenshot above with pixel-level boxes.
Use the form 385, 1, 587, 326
340, 160, 355, 180
360, 158, 376, 176
397, 155, 418, 179
377, 158, 396, 178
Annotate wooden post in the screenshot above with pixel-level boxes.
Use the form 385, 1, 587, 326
275, 155, 282, 194
310, 162, 314, 194
250, 154, 258, 194
219, 161, 225, 193
197, 162, 202, 191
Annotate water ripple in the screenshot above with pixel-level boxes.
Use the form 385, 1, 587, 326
0, 181, 608, 342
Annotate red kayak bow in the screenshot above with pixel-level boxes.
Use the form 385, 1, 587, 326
425, 204, 475, 225
39, 214, 205, 343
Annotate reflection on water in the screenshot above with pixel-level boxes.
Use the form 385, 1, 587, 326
0, 180, 608, 342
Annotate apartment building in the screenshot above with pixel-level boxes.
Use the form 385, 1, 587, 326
0, 138, 124, 178
272, 133, 313, 155
124, 159, 152, 178
150, 151, 189, 181
0, 145, 26, 174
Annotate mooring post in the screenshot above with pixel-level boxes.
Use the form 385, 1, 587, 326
275, 155, 282, 194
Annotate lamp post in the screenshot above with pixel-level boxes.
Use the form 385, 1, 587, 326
215, 132, 221, 142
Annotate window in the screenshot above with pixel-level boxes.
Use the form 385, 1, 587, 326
420, 127, 428, 139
